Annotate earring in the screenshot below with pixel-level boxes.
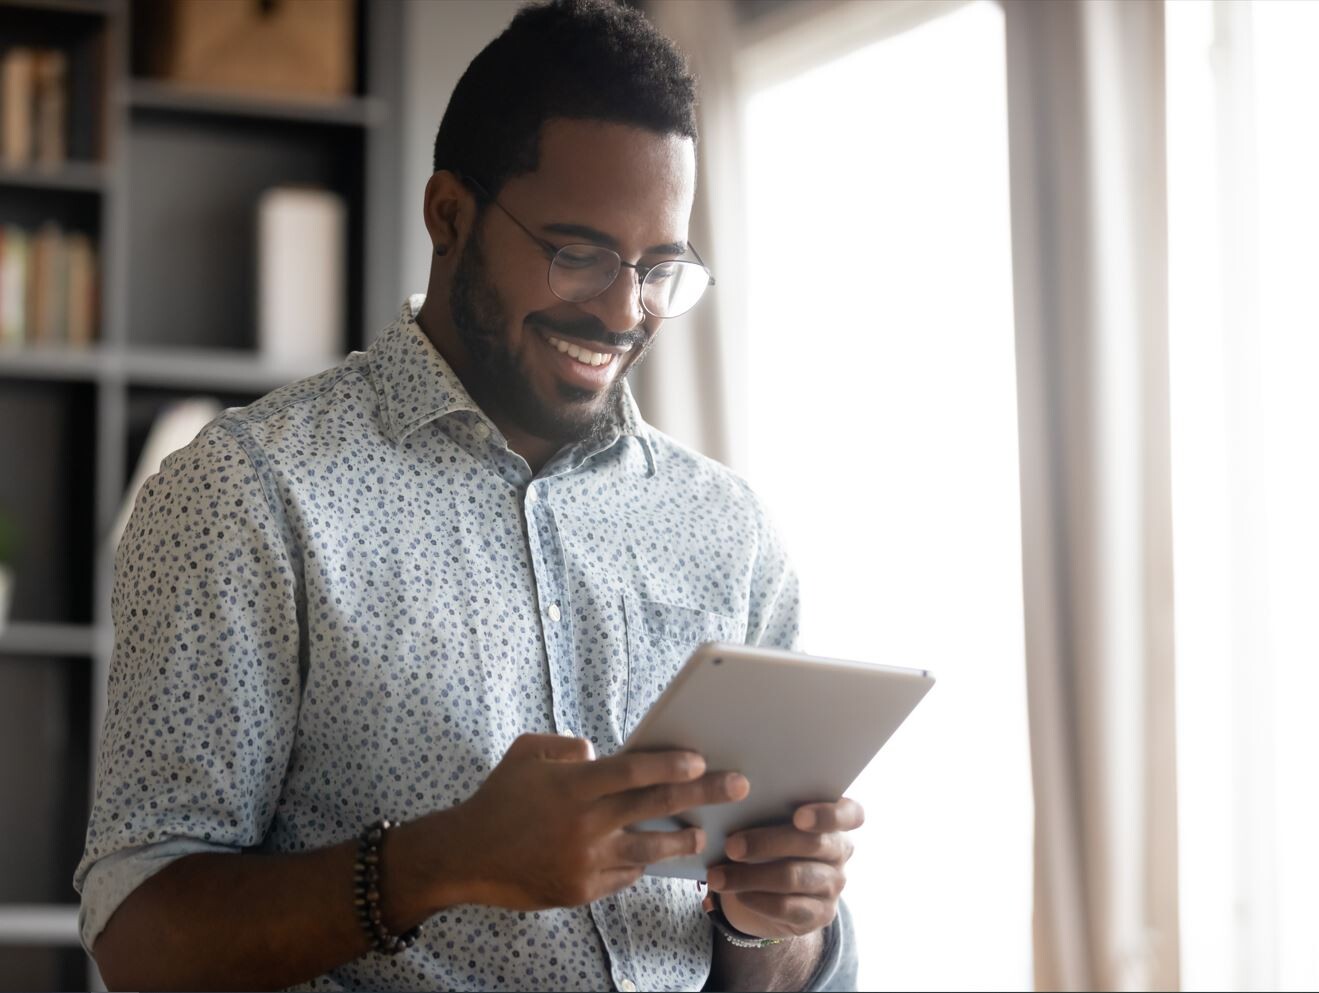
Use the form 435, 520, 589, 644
435, 245, 448, 257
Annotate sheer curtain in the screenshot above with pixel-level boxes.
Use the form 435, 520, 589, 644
1002, 2, 1179, 987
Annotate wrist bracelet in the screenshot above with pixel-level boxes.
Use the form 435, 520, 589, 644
705, 892, 784, 950
353, 818, 421, 955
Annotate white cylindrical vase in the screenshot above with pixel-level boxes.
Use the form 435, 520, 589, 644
257, 185, 347, 367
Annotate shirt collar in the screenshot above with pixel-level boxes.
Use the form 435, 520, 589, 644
370, 295, 656, 475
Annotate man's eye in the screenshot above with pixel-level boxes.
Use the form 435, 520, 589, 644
557, 249, 604, 269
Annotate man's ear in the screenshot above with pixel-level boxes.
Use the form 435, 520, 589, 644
423, 170, 478, 258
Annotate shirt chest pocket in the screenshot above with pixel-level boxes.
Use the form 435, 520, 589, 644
622, 593, 744, 740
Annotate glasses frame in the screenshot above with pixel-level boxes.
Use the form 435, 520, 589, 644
458, 174, 716, 320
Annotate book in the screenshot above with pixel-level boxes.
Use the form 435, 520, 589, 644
0, 225, 29, 347
66, 232, 96, 347
27, 221, 64, 346
33, 48, 68, 167
1, 47, 36, 167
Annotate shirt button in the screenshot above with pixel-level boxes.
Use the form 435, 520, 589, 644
548, 603, 562, 622
620, 981, 638, 992
527, 486, 539, 503
473, 422, 491, 440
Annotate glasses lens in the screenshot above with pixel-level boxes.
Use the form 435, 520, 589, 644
549, 245, 620, 302
642, 261, 710, 318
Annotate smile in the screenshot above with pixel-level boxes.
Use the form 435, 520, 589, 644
544, 334, 616, 367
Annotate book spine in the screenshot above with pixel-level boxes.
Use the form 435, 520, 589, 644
0, 226, 29, 347
2, 47, 36, 167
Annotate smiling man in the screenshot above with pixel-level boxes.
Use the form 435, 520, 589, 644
74, 2, 859, 991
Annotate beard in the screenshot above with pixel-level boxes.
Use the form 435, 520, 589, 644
448, 226, 652, 447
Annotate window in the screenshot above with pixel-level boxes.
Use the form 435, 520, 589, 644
741, 3, 1031, 988
1168, 2, 1319, 989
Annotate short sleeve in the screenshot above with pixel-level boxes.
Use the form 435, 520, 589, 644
73, 419, 303, 953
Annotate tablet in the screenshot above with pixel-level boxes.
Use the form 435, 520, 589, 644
622, 642, 934, 880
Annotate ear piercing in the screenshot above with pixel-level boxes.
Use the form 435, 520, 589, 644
435, 245, 448, 257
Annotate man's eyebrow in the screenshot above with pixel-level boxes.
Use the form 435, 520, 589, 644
541, 221, 688, 257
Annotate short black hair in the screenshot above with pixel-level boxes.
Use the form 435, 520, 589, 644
432, 0, 698, 198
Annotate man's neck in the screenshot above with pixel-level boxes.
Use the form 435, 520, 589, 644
413, 299, 561, 475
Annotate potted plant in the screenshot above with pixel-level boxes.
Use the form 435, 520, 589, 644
0, 506, 15, 635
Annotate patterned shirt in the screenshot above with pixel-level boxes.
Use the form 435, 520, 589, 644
74, 295, 850, 991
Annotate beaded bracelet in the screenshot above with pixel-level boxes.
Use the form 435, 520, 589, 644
704, 892, 784, 950
352, 818, 421, 955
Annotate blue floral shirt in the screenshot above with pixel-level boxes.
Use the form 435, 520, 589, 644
73, 296, 851, 991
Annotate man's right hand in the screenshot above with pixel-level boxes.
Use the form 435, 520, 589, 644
441, 733, 748, 911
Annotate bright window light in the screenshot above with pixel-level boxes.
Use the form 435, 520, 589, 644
1169, 2, 1319, 989
742, 4, 1030, 988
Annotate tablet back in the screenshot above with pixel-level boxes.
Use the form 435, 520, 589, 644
622, 642, 934, 880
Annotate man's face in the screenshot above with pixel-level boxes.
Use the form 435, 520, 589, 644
447, 118, 697, 446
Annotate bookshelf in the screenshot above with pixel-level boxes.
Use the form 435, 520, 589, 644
0, 1, 402, 988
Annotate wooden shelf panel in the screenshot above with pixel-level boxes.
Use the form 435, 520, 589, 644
124, 79, 385, 128
0, 345, 340, 392
0, 622, 100, 658
0, 905, 80, 946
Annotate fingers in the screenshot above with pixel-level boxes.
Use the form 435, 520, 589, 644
793, 796, 865, 833
724, 825, 853, 865
610, 826, 706, 867
707, 859, 842, 898
598, 770, 749, 828
576, 748, 708, 799
507, 732, 596, 763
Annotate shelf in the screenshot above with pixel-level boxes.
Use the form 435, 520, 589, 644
0, 162, 107, 194
0, 622, 99, 658
0, 905, 80, 947
117, 346, 340, 391
0, 345, 340, 391
0, 0, 109, 16
124, 79, 386, 128
0, 347, 103, 382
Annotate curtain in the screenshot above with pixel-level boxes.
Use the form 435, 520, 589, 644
633, 0, 747, 470
1002, 1, 1180, 989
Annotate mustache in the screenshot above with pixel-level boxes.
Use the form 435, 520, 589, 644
528, 314, 647, 351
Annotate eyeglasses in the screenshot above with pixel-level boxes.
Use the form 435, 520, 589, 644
460, 175, 715, 320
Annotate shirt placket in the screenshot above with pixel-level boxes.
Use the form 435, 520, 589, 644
523, 477, 642, 991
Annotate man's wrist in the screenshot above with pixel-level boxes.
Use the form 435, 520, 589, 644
381, 807, 482, 928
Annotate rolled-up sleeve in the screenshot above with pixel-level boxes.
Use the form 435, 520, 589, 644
73, 419, 303, 954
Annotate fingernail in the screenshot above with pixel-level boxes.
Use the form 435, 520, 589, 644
707, 868, 725, 889
725, 835, 747, 860
796, 808, 817, 830
726, 773, 749, 798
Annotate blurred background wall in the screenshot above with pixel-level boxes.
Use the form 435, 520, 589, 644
1, 1, 1316, 991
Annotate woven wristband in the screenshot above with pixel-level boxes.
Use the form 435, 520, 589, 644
353, 818, 421, 955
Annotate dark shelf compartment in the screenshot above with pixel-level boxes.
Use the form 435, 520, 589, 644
0, 1, 110, 164
0, 379, 96, 624
0, 161, 107, 193
0, 944, 90, 993
0, 654, 91, 905
122, 114, 364, 355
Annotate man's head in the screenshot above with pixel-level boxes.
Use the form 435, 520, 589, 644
420, 0, 702, 454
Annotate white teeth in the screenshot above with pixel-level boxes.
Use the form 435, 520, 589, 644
545, 334, 613, 368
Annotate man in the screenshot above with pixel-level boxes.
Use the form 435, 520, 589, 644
74, 2, 861, 990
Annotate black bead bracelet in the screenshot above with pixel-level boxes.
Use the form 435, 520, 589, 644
353, 818, 421, 955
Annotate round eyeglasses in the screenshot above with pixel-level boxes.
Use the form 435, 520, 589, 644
460, 175, 716, 320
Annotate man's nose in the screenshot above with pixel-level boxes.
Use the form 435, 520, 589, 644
582, 266, 646, 335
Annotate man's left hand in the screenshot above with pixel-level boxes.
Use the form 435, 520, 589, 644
705, 797, 864, 938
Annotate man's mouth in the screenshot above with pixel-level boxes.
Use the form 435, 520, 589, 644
532, 326, 633, 392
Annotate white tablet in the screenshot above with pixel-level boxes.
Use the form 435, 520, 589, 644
622, 642, 934, 880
